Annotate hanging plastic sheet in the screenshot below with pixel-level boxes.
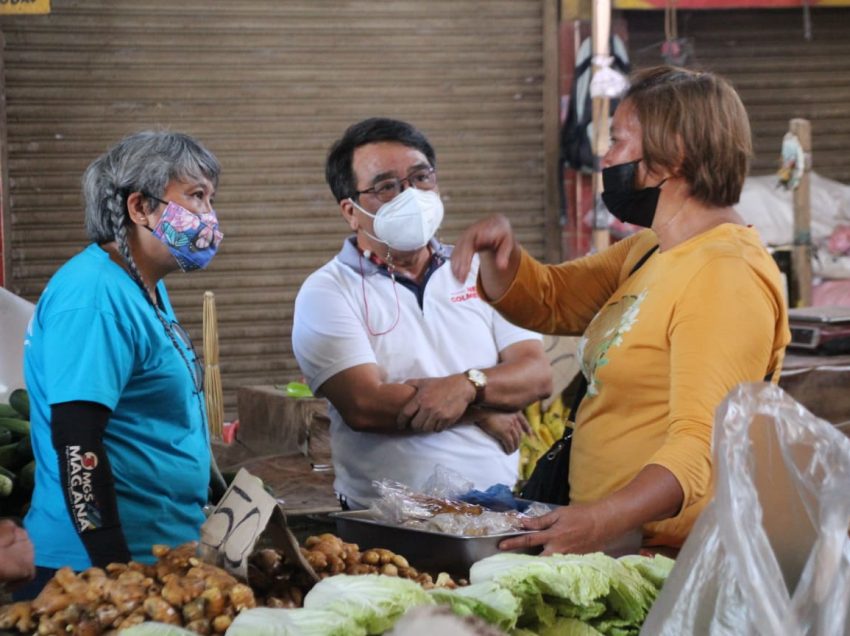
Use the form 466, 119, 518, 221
642, 382, 850, 635
0, 288, 34, 403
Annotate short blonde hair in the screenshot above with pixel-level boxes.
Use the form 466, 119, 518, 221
625, 65, 752, 207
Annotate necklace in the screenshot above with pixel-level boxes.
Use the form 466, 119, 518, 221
113, 244, 210, 442
151, 296, 208, 435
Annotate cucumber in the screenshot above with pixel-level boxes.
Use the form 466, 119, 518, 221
0, 473, 13, 498
0, 443, 20, 469
0, 404, 22, 419
0, 428, 12, 446
0, 417, 30, 437
8, 389, 29, 420
14, 436, 32, 463
18, 461, 35, 493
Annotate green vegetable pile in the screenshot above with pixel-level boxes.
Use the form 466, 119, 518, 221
0, 388, 34, 520
469, 552, 675, 635
222, 552, 674, 635
228, 574, 429, 635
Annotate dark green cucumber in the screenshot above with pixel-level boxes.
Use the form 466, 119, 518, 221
0, 404, 22, 419
8, 389, 29, 420
14, 436, 32, 463
18, 461, 35, 493
0, 417, 30, 437
0, 470, 13, 497
15, 435, 35, 466
0, 443, 20, 469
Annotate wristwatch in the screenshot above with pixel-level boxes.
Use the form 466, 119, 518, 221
465, 368, 488, 404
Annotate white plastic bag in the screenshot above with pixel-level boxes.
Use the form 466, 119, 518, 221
0, 287, 34, 402
642, 382, 850, 636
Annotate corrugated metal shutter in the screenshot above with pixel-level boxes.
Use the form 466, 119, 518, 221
1, 0, 556, 418
626, 8, 850, 182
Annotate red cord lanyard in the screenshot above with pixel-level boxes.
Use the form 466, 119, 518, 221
358, 251, 401, 336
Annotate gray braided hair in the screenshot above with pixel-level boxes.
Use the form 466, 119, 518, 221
82, 130, 220, 293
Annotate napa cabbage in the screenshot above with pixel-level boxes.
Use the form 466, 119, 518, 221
302, 574, 432, 635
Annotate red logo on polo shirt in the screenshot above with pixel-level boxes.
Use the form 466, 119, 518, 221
450, 285, 479, 303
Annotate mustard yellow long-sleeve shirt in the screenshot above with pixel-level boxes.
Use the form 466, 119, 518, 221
490, 224, 790, 547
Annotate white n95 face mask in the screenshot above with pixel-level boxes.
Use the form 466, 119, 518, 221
350, 188, 444, 252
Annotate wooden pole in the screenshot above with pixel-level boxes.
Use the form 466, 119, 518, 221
0, 32, 10, 288
590, 0, 611, 252
790, 118, 812, 307
542, 0, 562, 264
573, 19, 584, 258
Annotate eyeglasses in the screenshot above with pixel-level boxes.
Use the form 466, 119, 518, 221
354, 167, 437, 204
143, 192, 169, 207
170, 321, 205, 393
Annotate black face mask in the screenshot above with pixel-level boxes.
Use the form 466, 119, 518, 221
601, 159, 666, 228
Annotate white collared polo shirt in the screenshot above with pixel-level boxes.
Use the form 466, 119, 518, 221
292, 237, 542, 507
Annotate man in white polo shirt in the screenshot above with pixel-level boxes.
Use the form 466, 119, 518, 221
292, 118, 552, 509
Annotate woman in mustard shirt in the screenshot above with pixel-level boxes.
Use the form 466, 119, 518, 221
451, 66, 790, 554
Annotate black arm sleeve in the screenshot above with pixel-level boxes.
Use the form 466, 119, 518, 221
50, 400, 131, 568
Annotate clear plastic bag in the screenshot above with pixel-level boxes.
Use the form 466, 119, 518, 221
370, 465, 549, 536
642, 382, 850, 635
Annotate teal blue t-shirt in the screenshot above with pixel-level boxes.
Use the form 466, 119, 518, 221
23, 243, 210, 570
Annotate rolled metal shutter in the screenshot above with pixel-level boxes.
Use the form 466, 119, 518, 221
1, 0, 556, 417
626, 7, 850, 182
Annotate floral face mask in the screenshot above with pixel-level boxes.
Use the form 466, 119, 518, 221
150, 201, 223, 271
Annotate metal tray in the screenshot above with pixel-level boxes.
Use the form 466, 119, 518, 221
331, 509, 539, 577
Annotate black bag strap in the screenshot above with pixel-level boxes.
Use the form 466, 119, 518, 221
562, 244, 660, 436
565, 376, 587, 432
629, 244, 659, 276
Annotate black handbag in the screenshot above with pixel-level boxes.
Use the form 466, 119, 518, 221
519, 244, 659, 506
519, 375, 586, 505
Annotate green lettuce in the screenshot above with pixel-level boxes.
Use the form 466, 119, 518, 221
552, 553, 657, 625
302, 574, 432, 634
539, 617, 605, 635
470, 553, 610, 605
589, 614, 640, 636
469, 551, 672, 635
618, 554, 675, 590
511, 617, 605, 636
225, 607, 364, 636
547, 598, 607, 621
429, 581, 521, 631
470, 553, 611, 629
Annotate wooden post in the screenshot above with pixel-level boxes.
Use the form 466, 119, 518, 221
790, 118, 812, 307
0, 32, 9, 289
590, 0, 611, 252
542, 0, 562, 264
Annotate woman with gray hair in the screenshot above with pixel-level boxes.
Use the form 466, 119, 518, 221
19, 131, 223, 598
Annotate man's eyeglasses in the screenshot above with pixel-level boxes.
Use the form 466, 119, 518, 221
355, 167, 437, 204
171, 321, 204, 393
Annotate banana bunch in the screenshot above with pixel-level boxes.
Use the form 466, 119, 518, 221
518, 394, 569, 481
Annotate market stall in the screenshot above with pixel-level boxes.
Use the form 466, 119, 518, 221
0, 464, 677, 636
2, 380, 848, 635
1, 2, 849, 633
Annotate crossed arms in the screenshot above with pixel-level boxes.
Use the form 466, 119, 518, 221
316, 339, 552, 453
